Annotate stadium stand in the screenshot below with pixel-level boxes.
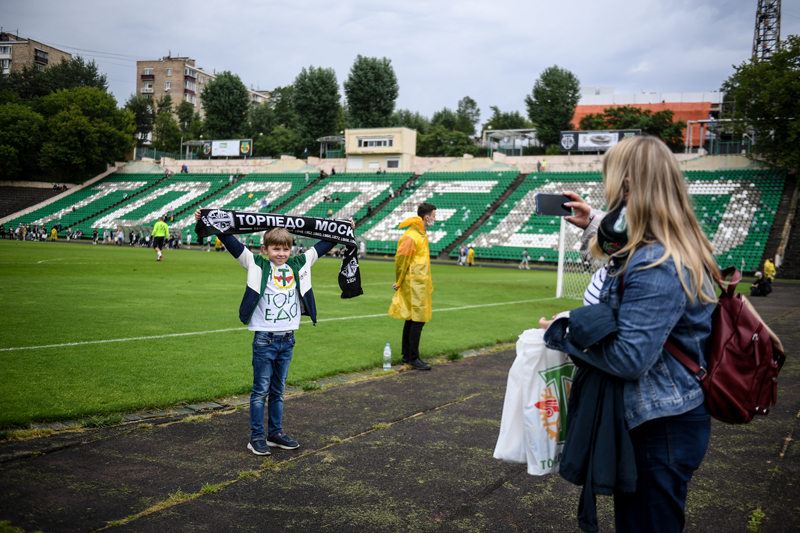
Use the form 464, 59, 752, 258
178, 173, 309, 243
454, 169, 786, 272
358, 171, 518, 255
280, 173, 413, 222
3, 174, 159, 232
1, 163, 787, 276
0, 187, 64, 219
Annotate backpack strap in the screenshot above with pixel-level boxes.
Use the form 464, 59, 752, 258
664, 339, 708, 383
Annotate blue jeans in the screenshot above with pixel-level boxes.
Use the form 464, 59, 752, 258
250, 331, 295, 440
614, 404, 711, 532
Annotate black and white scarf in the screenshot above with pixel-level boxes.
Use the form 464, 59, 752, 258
195, 209, 363, 299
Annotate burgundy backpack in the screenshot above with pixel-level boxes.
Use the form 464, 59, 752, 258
664, 267, 786, 424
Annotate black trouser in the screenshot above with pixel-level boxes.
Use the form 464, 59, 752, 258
402, 320, 425, 361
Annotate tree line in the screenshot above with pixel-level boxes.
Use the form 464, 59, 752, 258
0, 58, 134, 181
123, 59, 593, 159
2, 41, 795, 180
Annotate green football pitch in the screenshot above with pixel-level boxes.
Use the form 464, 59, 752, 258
0, 240, 578, 428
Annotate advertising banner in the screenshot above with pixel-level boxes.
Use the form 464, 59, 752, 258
559, 130, 641, 152
212, 140, 240, 157
202, 139, 253, 157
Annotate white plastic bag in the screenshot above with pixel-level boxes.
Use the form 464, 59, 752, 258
494, 328, 576, 475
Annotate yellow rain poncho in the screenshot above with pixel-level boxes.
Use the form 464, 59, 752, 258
764, 259, 775, 283
388, 216, 433, 323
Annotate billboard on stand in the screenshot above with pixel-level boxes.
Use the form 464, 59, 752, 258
559, 130, 641, 152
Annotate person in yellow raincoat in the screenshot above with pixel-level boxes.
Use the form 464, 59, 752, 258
467, 245, 475, 266
389, 202, 436, 371
763, 258, 776, 283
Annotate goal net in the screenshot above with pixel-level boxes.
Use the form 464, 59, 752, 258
556, 217, 605, 300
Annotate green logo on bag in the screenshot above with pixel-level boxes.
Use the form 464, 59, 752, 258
535, 363, 577, 444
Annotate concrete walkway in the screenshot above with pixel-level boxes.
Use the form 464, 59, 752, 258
1, 283, 798, 532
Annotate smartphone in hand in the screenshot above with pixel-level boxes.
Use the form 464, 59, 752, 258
535, 193, 572, 216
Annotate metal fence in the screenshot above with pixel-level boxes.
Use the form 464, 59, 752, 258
135, 147, 199, 161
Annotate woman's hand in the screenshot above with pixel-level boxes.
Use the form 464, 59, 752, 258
194, 206, 203, 221
562, 191, 591, 230
539, 316, 553, 329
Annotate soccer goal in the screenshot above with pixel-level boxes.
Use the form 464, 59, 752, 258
556, 217, 604, 300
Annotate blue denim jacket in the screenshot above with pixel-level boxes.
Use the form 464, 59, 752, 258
545, 243, 715, 429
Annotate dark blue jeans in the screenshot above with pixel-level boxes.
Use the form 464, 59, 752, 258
614, 404, 711, 532
250, 331, 295, 440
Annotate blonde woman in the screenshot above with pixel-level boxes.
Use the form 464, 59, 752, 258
541, 136, 718, 532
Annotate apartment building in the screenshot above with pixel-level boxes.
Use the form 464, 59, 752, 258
0, 31, 72, 75
136, 55, 269, 118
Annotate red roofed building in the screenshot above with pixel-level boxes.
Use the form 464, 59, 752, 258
572, 88, 724, 151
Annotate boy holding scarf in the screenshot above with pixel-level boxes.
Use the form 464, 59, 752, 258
194, 208, 355, 456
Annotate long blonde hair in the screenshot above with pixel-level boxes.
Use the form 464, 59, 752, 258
590, 136, 719, 304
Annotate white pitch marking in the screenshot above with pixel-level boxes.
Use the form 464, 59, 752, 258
0, 297, 559, 352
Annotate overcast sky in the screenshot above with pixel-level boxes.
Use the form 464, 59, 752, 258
4, 0, 799, 120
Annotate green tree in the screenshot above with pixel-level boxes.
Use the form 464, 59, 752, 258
152, 112, 182, 153
155, 93, 174, 115
0, 57, 107, 101
576, 112, 606, 131
578, 106, 687, 151
254, 124, 300, 157
525, 65, 581, 146
123, 94, 155, 147
149, 93, 181, 152
201, 71, 250, 139
455, 96, 480, 135
35, 87, 134, 179
391, 108, 430, 134
343, 55, 399, 128
431, 107, 457, 131
293, 66, 341, 149
176, 100, 195, 134
0, 103, 46, 178
483, 106, 530, 130
721, 35, 800, 171
189, 112, 204, 140
248, 101, 276, 138
270, 85, 296, 130
417, 126, 483, 157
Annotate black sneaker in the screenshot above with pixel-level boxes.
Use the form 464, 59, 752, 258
408, 358, 432, 371
247, 439, 271, 456
267, 432, 300, 450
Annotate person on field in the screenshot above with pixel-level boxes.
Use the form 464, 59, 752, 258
467, 245, 475, 266
193, 208, 353, 456
763, 258, 776, 283
152, 216, 169, 262
50, 226, 57, 241
389, 202, 436, 371
519, 248, 530, 270
750, 271, 772, 297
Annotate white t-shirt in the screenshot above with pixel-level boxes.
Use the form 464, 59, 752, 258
186, 233, 192, 244
583, 265, 607, 306
248, 262, 302, 331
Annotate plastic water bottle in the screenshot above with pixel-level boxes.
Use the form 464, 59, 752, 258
383, 343, 392, 371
